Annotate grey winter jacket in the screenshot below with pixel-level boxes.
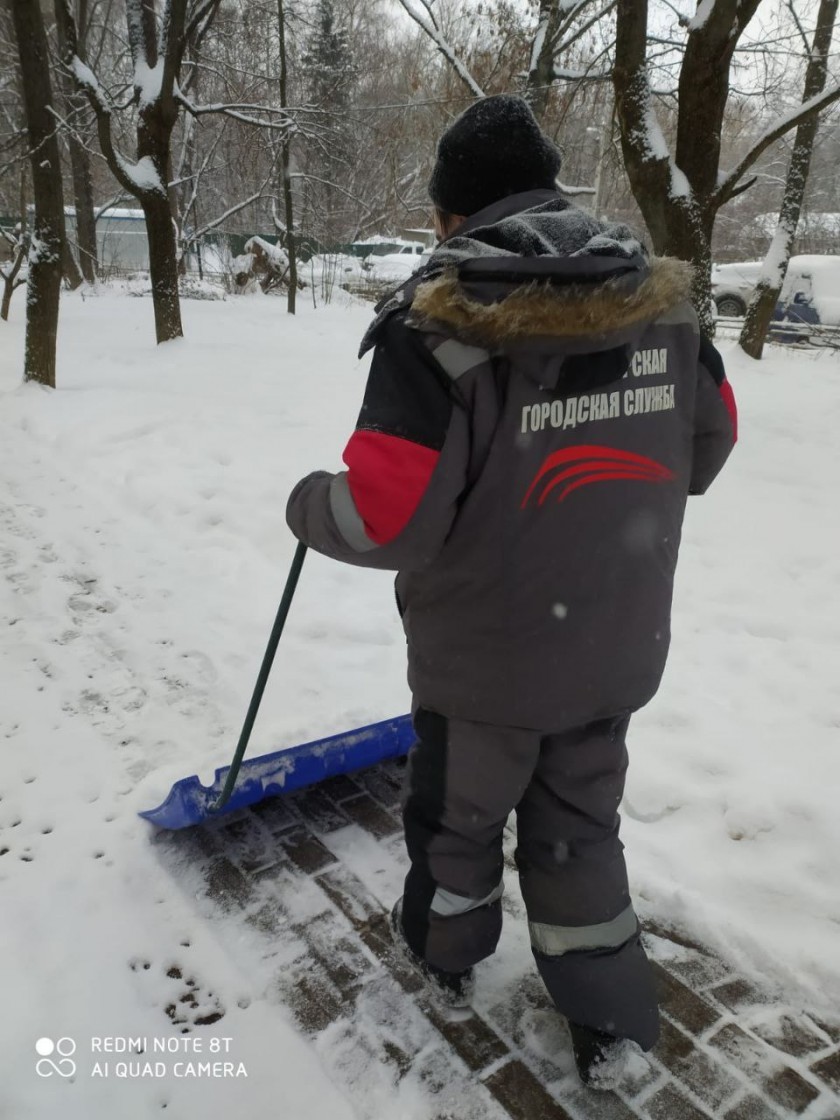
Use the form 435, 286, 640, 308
286, 190, 737, 730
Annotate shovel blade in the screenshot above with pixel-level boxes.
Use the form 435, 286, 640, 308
139, 714, 414, 830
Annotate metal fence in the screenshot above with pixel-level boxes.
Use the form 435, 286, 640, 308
715, 316, 840, 349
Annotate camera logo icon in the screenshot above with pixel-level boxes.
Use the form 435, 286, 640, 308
35, 1037, 77, 1078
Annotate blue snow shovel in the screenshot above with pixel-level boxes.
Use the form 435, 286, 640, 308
139, 542, 413, 830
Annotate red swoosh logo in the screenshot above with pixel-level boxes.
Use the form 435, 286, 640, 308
522, 445, 675, 508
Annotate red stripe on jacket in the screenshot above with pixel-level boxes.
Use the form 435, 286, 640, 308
719, 379, 738, 442
343, 429, 440, 545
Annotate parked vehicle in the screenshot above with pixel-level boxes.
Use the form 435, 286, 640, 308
712, 255, 840, 324
711, 261, 763, 317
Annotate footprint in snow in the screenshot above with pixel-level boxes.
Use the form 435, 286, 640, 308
129, 954, 226, 1033
68, 590, 118, 617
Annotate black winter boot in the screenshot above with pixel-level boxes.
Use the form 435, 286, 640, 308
568, 1020, 630, 1089
389, 898, 475, 1014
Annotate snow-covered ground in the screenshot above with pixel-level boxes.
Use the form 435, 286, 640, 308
1, 288, 839, 1118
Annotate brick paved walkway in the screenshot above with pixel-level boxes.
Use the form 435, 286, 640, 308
152, 760, 840, 1120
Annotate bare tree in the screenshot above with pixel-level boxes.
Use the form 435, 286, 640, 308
55, 0, 308, 339
612, 0, 840, 334
9, 0, 69, 386
55, 0, 197, 341
739, 0, 839, 357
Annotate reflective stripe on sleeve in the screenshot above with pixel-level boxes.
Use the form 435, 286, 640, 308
329, 473, 377, 552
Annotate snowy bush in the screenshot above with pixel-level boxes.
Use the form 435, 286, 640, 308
179, 276, 226, 302
231, 236, 297, 295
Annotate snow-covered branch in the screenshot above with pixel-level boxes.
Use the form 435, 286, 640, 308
715, 82, 840, 206
396, 0, 485, 97
69, 52, 166, 196
70, 55, 112, 114
557, 181, 596, 195
188, 191, 267, 242
176, 93, 299, 135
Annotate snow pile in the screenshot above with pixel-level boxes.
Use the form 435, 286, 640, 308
1, 290, 840, 1115
243, 235, 289, 270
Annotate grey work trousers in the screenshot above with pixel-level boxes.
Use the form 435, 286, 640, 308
400, 707, 659, 1050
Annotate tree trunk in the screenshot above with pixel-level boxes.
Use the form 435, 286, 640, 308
53, 1, 85, 294
68, 125, 98, 283
59, 0, 186, 341
526, 1, 562, 122
53, 0, 98, 283
278, 0, 297, 314
63, 91, 98, 284
739, 0, 838, 360
660, 209, 715, 335
280, 145, 297, 314
9, 0, 68, 387
613, 0, 751, 339
131, 0, 187, 343
738, 281, 783, 359
62, 239, 84, 289
53, 0, 97, 282
143, 192, 183, 343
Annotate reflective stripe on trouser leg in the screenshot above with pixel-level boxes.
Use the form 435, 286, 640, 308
528, 905, 659, 1048
401, 708, 539, 973
517, 715, 659, 1050
431, 882, 504, 917
532, 926, 660, 1051
528, 902, 637, 956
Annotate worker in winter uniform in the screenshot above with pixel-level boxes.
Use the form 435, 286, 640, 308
286, 94, 737, 1086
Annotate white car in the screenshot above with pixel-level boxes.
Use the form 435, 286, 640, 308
712, 255, 840, 324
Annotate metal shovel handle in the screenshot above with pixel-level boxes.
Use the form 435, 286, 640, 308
210, 541, 308, 814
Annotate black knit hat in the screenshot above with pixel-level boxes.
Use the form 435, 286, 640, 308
428, 94, 563, 217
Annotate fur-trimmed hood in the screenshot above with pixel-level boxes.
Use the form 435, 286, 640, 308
410, 256, 695, 348
359, 190, 695, 360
